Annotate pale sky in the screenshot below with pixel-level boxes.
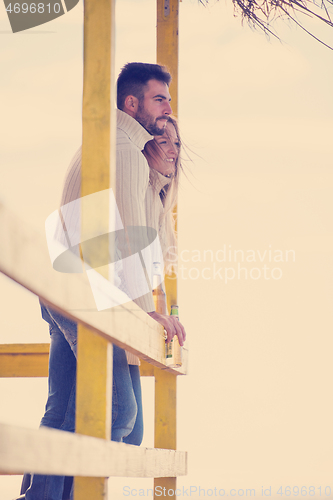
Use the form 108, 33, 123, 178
1, 0, 333, 498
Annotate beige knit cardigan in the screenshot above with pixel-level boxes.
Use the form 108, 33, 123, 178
56, 110, 171, 365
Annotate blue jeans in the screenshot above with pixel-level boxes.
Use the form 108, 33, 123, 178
25, 304, 143, 500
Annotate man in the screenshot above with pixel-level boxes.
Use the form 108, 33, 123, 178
18, 62, 185, 500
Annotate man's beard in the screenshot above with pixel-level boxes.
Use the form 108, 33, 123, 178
136, 103, 167, 135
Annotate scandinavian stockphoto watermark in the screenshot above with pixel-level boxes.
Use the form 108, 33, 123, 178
45, 190, 295, 311
3, 0, 80, 33
123, 485, 257, 497
122, 484, 332, 497
165, 245, 295, 283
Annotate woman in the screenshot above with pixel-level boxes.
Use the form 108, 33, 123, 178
145, 116, 181, 274
123, 116, 184, 446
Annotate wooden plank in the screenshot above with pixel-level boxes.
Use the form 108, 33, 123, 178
0, 343, 49, 354
156, 2, 180, 496
154, 368, 177, 498
0, 422, 187, 478
154, 368, 177, 450
0, 354, 48, 377
0, 344, 49, 377
140, 359, 155, 377
76, 328, 112, 440
81, 0, 112, 277
81, 0, 112, 199
78, 0, 115, 495
75, 327, 112, 498
0, 345, 188, 378
0, 205, 188, 375
157, 0, 179, 312
157, 0, 179, 118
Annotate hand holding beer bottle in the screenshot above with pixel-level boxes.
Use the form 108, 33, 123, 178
165, 305, 182, 368
149, 263, 186, 349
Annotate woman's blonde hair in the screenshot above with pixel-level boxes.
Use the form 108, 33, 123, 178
144, 116, 181, 274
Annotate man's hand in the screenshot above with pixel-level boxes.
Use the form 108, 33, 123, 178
148, 311, 186, 346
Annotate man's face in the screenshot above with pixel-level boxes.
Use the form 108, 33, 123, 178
136, 79, 172, 135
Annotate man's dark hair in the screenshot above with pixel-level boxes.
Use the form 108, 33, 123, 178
117, 62, 171, 110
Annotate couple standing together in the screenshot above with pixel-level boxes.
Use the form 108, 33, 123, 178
18, 62, 186, 500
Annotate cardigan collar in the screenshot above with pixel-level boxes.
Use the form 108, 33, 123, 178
117, 109, 153, 150
117, 110, 173, 193
154, 169, 173, 193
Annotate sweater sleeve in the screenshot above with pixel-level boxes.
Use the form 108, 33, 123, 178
115, 145, 155, 313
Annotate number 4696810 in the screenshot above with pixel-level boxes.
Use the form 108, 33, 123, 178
277, 486, 332, 497
6, 3, 61, 14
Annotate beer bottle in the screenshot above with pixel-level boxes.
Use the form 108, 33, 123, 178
166, 304, 182, 368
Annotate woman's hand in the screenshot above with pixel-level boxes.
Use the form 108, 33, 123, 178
148, 311, 186, 346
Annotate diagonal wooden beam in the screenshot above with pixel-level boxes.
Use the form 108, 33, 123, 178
0, 205, 188, 375
0, 422, 187, 478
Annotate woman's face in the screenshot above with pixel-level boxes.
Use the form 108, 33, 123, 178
149, 121, 180, 176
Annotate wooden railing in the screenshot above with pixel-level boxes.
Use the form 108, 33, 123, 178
0, 0, 186, 499
0, 199, 188, 496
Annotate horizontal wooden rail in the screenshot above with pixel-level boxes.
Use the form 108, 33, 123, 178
0, 203, 188, 375
0, 423, 187, 478
0, 343, 49, 377
0, 345, 187, 377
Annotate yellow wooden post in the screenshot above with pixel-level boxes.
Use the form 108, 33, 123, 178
155, 3, 179, 498
154, 367, 177, 498
75, 0, 115, 499
157, 0, 179, 310
75, 329, 112, 499
157, 0, 179, 119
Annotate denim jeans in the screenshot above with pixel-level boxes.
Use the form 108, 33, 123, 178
24, 303, 143, 500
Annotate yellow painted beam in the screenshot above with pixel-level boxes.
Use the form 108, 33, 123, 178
0, 343, 49, 354
0, 354, 48, 378
154, 367, 177, 449
81, 0, 113, 270
140, 359, 155, 377
0, 344, 49, 377
156, 2, 180, 496
74, 476, 108, 500
157, 0, 179, 117
76, 0, 115, 497
157, 0, 179, 310
154, 367, 177, 499
76, 329, 112, 439
75, 326, 112, 499
81, 0, 114, 197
